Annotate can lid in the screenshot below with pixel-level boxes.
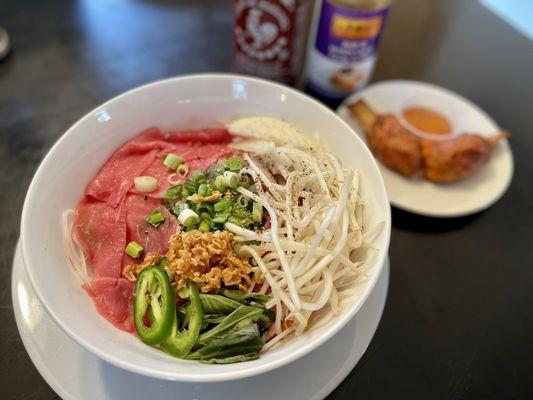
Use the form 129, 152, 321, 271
0, 27, 11, 60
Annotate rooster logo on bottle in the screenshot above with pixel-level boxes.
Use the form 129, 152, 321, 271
246, 9, 279, 48
234, 0, 294, 68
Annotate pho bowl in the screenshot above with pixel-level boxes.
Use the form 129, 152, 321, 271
20, 74, 391, 382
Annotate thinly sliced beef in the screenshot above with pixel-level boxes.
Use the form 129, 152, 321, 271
165, 129, 232, 144
195, 143, 235, 170
86, 127, 173, 206
130, 141, 234, 199
84, 277, 135, 332
122, 193, 179, 268
73, 197, 126, 279
88, 128, 232, 205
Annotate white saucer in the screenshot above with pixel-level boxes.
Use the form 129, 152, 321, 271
12, 242, 389, 400
337, 80, 514, 217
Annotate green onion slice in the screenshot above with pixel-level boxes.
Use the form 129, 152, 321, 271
163, 154, 182, 170
191, 170, 206, 184
178, 209, 200, 227
125, 241, 144, 258
185, 178, 198, 194
197, 183, 209, 197
252, 202, 263, 223
214, 175, 226, 192
177, 164, 189, 177
236, 194, 250, 208
214, 198, 233, 213
164, 184, 183, 201
198, 219, 211, 232
146, 209, 165, 228
222, 171, 240, 189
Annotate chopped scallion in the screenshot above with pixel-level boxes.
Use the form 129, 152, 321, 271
125, 241, 143, 258
146, 209, 165, 228
222, 171, 240, 188
163, 153, 181, 170
197, 203, 214, 216
232, 207, 251, 219
163, 184, 183, 200
197, 183, 209, 197
214, 175, 226, 192
185, 178, 198, 194
214, 198, 233, 213
191, 170, 206, 184
171, 202, 189, 217
198, 219, 211, 232
177, 163, 189, 177
186, 193, 201, 203
212, 213, 229, 224
252, 202, 263, 223
178, 209, 200, 227
134, 176, 158, 193
236, 194, 250, 208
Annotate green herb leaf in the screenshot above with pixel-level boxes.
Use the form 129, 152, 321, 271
199, 294, 243, 314
219, 289, 271, 305
200, 353, 260, 364
198, 324, 261, 358
197, 305, 264, 346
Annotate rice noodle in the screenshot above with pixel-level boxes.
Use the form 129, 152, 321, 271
61, 209, 90, 283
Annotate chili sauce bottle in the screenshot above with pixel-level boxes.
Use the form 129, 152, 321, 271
233, 0, 313, 85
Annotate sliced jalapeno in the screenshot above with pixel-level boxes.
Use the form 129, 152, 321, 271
134, 267, 175, 345
161, 281, 203, 358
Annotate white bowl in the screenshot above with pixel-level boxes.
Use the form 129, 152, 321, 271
21, 74, 391, 382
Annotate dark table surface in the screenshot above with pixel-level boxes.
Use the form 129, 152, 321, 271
1, 0, 532, 399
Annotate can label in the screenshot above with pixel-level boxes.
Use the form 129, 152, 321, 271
306, 1, 389, 100
233, 0, 311, 84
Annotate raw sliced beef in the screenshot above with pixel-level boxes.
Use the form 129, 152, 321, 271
87, 128, 232, 205
165, 129, 232, 144
84, 277, 135, 332
85, 127, 173, 206
73, 197, 126, 279
122, 193, 179, 268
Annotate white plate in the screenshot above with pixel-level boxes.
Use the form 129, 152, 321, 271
337, 80, 514, 217
12, 241, 389, 400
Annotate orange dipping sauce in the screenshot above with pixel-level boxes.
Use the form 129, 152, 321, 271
403, 107, 452, 135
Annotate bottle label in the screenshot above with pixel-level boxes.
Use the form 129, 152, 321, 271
306, 1, 389, 100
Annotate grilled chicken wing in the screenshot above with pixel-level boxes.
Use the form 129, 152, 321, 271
348, 99, 508, 183
422, 132, 507, 182
349, 100, 422, 177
